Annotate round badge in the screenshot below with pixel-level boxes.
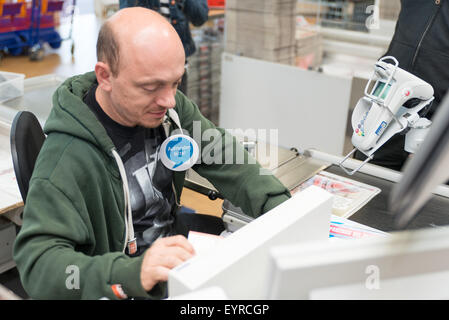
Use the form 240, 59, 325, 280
160, 134, 199, 171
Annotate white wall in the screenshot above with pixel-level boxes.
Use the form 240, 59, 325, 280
219, 53, 353, 156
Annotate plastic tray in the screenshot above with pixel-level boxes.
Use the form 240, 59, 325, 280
0, 71, 25, 104
0, 74, 65, 126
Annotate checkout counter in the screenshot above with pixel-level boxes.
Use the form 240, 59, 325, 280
172, 142, 449, 299
185, 142, 449, 233
1, 73, 449, 299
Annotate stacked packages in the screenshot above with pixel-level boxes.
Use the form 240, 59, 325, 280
186, 28, 224, 125
225, 0, 297, 65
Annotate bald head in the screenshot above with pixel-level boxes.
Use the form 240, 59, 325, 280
94, 7, 186, 129
96, 7, 185, 76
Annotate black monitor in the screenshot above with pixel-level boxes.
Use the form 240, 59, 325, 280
390, 92, 449, 229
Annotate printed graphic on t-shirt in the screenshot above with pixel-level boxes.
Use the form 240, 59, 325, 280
119, 130, 176, 254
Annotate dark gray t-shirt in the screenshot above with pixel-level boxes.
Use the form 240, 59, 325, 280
83, 83, 176, 256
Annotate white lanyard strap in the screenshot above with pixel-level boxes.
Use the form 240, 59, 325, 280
112, 149, 136, 254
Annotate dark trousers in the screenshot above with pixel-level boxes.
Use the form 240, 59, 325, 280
174, 211, 225, 237
354, 134, 409, 172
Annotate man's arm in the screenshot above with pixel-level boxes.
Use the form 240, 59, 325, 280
175, 93, 291, 218
13, 178, 152, 300
13, 177, 194, 299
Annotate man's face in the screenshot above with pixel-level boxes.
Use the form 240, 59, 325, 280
107, 48, 185, 128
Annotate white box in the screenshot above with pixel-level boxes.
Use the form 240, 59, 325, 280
267, 225, 449, 299
168, 185, 333, 299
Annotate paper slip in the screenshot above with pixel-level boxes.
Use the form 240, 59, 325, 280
292, 171, 381, 219
188, 231, 224, 256
329, 215, 388, 240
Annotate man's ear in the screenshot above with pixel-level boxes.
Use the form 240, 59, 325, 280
95, 62, 113, 92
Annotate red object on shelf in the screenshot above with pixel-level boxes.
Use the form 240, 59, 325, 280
208, 0, 225, 9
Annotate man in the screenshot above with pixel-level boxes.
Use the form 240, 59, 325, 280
119, 0, 209, 93
355, 0, 449, 171
13, 8, 290, 300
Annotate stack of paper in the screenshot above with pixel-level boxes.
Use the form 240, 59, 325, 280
187, 28, 223, 125
225, 0, 297, 65
188, 231, 224, 256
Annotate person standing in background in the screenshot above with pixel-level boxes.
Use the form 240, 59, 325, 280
119, 0, 210, 94
355, 0, 449, 171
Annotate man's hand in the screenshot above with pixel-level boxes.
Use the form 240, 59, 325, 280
140, 235, 195, 292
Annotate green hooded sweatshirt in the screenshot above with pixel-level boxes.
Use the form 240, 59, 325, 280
13, 72, 291, 300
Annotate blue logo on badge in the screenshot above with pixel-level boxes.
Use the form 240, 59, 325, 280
160, 134, 199, 171
166, 137, 194, 169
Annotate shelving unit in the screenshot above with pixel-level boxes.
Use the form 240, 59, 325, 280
298, 0, 375, 32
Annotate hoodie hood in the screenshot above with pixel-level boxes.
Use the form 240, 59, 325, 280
44, 71, 116, 156
45, 71, 182, 156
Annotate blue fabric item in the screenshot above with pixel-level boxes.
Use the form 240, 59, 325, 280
119, 0, 209, 58
178, 205, 196, 214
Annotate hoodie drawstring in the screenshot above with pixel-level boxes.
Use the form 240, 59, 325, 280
111, 109, 184, 254
112, 149, 137, 254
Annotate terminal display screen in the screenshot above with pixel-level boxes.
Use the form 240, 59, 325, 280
372, 81, 392, 100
